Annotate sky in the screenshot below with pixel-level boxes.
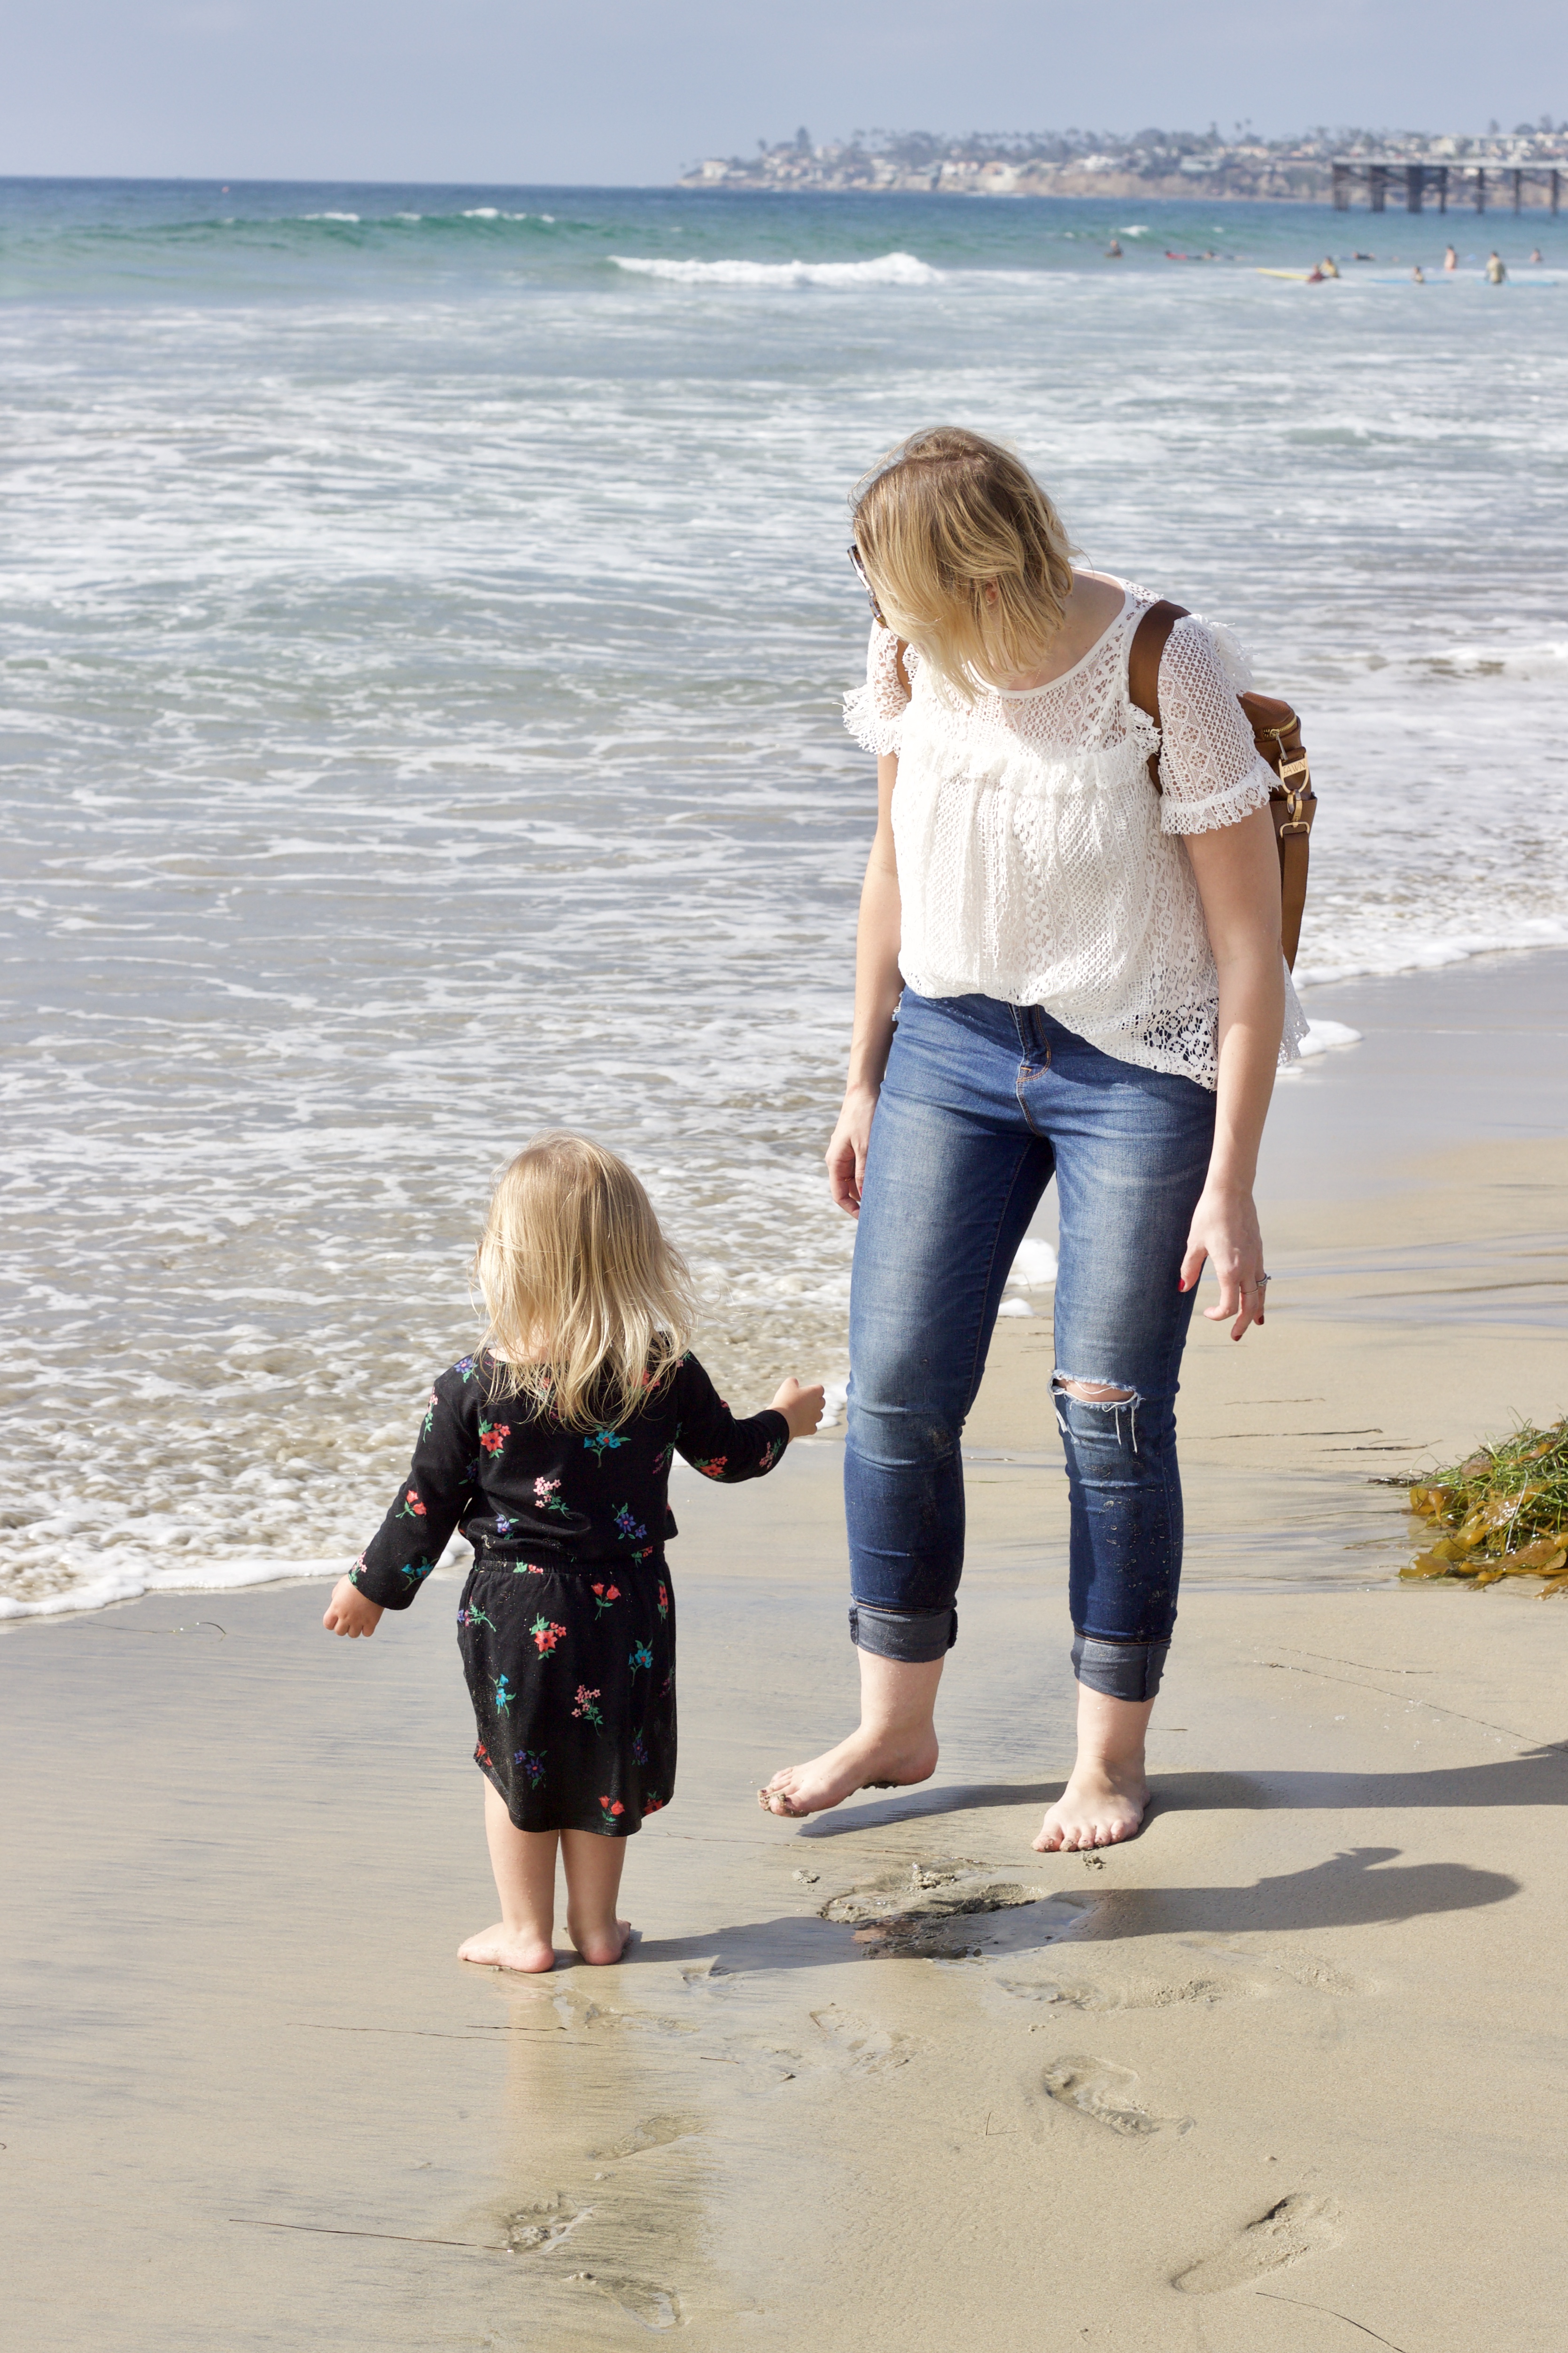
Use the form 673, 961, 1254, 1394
3, 0, 1565, 185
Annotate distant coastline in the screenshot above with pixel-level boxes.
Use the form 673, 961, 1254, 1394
680, 123, 1568, 208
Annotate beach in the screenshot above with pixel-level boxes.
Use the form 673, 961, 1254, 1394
6, 950, 1567, 2351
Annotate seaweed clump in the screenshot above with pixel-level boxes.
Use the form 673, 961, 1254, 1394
1406, 1418, 1568, 1592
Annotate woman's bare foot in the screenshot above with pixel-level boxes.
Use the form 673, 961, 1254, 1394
458, 1921, 557, 1972
1032, 1683, 1157, 1853
567, 1914, 633, 1965
1032, 1763, 1149, 1851
759, 1722, 939, 1818
759, 1652, 946, 1818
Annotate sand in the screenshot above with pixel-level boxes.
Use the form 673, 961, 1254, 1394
5, 950, 1568, 2351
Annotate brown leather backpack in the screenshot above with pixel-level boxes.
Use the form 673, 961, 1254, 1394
1128, 600, 1316, 970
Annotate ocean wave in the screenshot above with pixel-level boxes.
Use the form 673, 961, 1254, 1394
610, 250, 941, 287
0, 1554, 346, 1620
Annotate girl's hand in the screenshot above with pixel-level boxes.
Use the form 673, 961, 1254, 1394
771, 1378, 826, 1439
1179, 1183, 1267, 1341
825, 1084, 879, 1216
323, 1575, 384, 1637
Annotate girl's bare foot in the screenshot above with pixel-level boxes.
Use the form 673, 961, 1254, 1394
1032, 1683, 1157, 1853
1032, 1763, 1149, 1851
759, 1721, 939, 1817
458, 1921, 557, 1972
567, 1914, 633, 1965
758, 1657, 946, 1817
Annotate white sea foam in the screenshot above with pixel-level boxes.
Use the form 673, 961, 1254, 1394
1297, 1020, 1364, 1057
611, 250, 941, 287
303, 212, 360, 222
1009, 1239, 1060, 1287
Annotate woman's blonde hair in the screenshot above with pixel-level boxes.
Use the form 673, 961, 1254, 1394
849, 427, 1077, 698
473, 1133, 696, 1430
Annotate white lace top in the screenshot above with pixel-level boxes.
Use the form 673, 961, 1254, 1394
842, 582, 1306, 1090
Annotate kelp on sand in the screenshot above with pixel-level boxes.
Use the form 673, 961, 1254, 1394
1405, 1418, 1568, 1592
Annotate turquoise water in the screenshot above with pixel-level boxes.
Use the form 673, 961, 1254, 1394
3, 180, 1566, 1613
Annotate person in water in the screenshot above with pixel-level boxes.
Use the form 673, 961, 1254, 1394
1412, 264, 1426, 284
760, 429, 1299, 1847
325, 1132, 823, 1971
1444, 245, 1458, 272
1487, 251, 1508, 284
1318, 256, 1340, 278
1106, 239, 1123, 259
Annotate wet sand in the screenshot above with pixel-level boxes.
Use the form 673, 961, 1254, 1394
5, 952, 1568, 2351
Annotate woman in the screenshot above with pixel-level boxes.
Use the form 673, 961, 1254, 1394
760, 428, 1303, 1848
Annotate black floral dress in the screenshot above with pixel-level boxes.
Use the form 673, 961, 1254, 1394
352, 1352, 788, 1836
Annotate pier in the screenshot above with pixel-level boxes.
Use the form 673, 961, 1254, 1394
1333, 158, 1562, 214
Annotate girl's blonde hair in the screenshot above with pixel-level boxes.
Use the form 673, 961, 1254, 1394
849, 427, 1077, 698
474, 1133, 696, 1430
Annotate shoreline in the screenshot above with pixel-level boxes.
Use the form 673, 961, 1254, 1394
7, 944, 1568, 1625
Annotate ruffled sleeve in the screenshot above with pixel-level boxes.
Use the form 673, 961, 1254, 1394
1155, 615, 1275, 837
843, 622, 913, 756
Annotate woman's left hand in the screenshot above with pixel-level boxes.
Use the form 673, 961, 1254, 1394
1179, 1182, 1267, 1340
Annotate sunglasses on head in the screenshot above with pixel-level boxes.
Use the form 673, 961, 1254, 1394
847, 544, 885, 625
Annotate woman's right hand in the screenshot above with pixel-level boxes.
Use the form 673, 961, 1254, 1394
826, 1084, 880, 1215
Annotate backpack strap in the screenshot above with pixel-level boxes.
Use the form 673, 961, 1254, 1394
1127, 597, 1316, 971
1126, 599, 1189, 791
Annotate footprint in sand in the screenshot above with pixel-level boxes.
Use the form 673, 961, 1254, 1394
1040, 2056, 1191, 2137
808, 2005, 918, 2075
1174, 2192, 1343, 2293
504, 2195, 592, 2254
1002, 1966, 1264, 2014
570, 2275, 681, 2331
591, 2114, 702, 2161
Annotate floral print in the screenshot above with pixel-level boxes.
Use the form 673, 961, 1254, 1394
359, 1346, 788, 1836
534, 1475, 570, 1518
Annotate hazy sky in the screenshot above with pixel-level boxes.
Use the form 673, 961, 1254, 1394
5, 0, 1565, 185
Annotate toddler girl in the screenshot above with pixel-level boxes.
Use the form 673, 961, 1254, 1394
324, 1132, 823, 1971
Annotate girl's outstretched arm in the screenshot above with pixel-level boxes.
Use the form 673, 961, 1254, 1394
670, 1354, 807, 1480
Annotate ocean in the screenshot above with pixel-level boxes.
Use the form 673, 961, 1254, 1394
3, 179, 1566, 1616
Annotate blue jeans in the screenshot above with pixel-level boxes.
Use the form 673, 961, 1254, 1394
845, 992, 1216, 1700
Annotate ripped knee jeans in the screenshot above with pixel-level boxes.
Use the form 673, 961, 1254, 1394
844, 991, 1215, 1696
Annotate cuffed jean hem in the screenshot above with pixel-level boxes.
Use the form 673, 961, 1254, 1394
848, 1602, 958, 1663
1072, 1633, 1170, 1703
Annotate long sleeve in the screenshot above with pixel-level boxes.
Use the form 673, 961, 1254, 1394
1155, 616, 1275, 836
669, 1355, 789, 1484
352, 1371, 476, 1609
